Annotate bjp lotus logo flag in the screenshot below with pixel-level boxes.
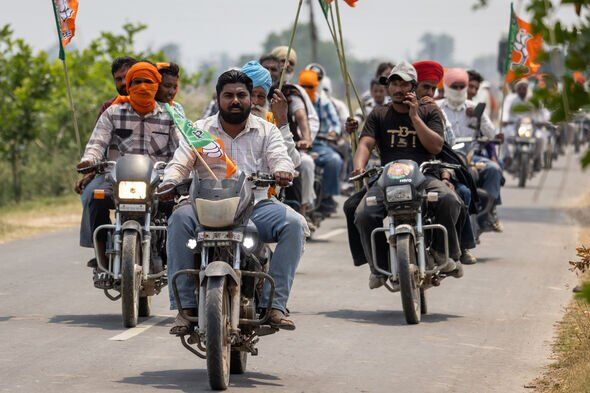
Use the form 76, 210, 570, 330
51, 0, 79, 60
504, 4, 542, 83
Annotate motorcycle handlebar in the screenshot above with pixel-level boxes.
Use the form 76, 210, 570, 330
76, 160, 116, 174
348, 167, 383, 182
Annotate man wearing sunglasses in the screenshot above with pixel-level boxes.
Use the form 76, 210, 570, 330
437, 68, 504, 233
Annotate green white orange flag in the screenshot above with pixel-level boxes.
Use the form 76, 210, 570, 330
165, 104, 237, 178
318, 0, 358, 17
51, 0, 79, 60
503, 3, 542, 84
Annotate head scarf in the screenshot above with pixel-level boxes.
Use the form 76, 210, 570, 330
112, 62, 162, 114
271, 46, 298, 66
443, 68, 468, 110
241, 61, 272, 95
298, 70, 319, 102
413, 60, 444, 84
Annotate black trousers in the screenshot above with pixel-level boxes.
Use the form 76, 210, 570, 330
345, 175, 464, 272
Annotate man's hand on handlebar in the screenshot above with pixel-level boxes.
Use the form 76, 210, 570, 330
274, 171, 293, 187
351, 167, 365, 177
156, 182, 177, 202
76, 160, 94, 173
296, 139, 312, 150
74, 173, 95, 195
496, 132, 505, 144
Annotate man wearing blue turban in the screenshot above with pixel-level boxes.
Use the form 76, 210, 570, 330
241, 61, 301, 168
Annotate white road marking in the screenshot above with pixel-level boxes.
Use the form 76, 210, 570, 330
314, 228, 347, 241
458, 343, 504, 351
108, 316, 170, 341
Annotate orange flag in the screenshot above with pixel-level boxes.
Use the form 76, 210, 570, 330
53, 0, 78, 48
504, 6, 542, 83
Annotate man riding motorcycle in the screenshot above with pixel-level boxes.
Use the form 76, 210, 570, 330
344, 61, 464, 289
75, 61, 180, 270
158, 70, 306, 334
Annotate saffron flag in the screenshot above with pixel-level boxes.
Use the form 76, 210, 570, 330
318, 0, 358, 17
504, 3, 542, 84
51, 0, 79, 60
165, 104, 237, 178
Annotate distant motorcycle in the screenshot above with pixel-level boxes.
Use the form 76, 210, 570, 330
162, 172, 282, 391
506, 116, 539, 188
78, 155, 168, 328
350, 160, 462, 325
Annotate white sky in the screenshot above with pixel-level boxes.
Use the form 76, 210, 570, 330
1, 0, 580, 69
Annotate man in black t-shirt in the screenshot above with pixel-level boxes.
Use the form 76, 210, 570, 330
345, 61, 464, 289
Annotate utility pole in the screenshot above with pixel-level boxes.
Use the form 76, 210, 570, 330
308, 0, 319, 62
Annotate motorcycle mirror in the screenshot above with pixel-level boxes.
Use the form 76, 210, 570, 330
473, 103, 486, 119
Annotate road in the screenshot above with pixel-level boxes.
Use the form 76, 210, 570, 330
0, 150, 586, 393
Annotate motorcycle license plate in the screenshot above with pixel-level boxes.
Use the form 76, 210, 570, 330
197, 231, 243, 242
119, 203, 146, 212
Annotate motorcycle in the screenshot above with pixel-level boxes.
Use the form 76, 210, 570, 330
163, 172, 281, 391
506, 116, 538, 188
572, 109, 590, 153
78, 155, 168, 328
349, 160, 462, 325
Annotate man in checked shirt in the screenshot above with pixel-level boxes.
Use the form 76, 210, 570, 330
74, 61, 180, 269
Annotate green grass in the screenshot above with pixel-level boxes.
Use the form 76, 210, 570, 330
0, 193, 81, 243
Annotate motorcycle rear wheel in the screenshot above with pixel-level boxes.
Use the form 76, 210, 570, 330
206, 277, 231, 391
121, 230, 141, 328
397, 234, 421, 324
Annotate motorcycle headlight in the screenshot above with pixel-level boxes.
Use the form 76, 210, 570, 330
518, 124, 533, 138
118, 181, 147, 200
243, 235, 257, 251
386, 185, 413, 203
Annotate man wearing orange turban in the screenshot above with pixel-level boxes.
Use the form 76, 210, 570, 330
74, 60, 180, 272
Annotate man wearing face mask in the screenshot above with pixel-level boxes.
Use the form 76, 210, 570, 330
160, 70, 305, 333
437, 68, 504, 232
75, 61, 180, 269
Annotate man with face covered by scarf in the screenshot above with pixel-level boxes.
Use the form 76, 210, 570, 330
437, 68, 504, 232
74, 61, 180, 270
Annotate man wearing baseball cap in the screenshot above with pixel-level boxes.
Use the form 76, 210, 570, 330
345, 60, 464, 289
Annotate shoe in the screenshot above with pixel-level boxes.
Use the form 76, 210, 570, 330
86, 258, 97, 268
267, 309, 296, 331
460, 249, 477, 265
429, 249, 457, 273
448, 262, 464, 278
369, 273, 386, 289
492, 220, 504, 233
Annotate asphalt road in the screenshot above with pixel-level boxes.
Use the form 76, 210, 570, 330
0, 150, 586, 393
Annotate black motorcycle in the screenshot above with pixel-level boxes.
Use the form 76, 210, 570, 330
78, 154, 168, 328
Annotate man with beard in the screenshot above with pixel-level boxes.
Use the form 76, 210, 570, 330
345, 61, 464, 289
438, 68, 503, 232
241, 60, 300, 167
97, 56, 137, 119
75, 61, 180, 270
160, 70, 305, 333
156, 62, 185, 115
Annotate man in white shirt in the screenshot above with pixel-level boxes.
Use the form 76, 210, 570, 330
437, 68, 504, 231
160, 70, 305, 333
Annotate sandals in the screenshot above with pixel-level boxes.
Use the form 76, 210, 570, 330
169, 312, 194, 336
267, 309, 296, 331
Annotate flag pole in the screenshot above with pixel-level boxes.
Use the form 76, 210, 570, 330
51, 0, 82, 155
193, 149, 219, 182
278, 0, 304, 90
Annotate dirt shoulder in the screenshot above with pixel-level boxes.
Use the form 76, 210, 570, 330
0, 194, 81, 244
533, 193, 590, 393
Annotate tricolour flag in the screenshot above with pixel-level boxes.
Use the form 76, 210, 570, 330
503, 3, 542, 84
165, 104, 237, 178
51, 0, 79, 60
318, 0, 358, 18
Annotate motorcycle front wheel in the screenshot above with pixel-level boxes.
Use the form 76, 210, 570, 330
121, 230, 141, 328
206, 276, 231, 391
518, 153, 529, 188
397, 234, 421, 324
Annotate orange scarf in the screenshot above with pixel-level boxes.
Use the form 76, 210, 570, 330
112, 62, 162, 115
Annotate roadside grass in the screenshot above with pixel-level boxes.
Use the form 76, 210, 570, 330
0, 194, 81, 243
534, 194, 590, 392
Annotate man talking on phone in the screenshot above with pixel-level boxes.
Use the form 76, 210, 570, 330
343, 61, 464, 289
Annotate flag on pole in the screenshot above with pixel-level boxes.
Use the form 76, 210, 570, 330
503, 3, 542, 84
165, 104, 237, 178
51, 0, 79, 60
318, 0, 357, 17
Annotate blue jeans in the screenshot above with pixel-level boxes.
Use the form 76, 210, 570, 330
455, 183, 476, 250
167, 200, 305, 313
311, 143, 343, 197
79, 174, 112, 247
472, 155, 502, 205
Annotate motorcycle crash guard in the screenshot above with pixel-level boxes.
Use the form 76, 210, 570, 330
201, 261, 240, 287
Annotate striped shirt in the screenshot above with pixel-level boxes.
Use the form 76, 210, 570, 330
163, 113, 295, 184
81, 102, 180, 165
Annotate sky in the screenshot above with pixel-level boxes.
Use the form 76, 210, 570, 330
1, 0, 581, 70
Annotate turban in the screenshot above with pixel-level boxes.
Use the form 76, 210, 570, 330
113, 62, 162, 115
298, 69, 319, 102
413, 60, 444, 84
443, 68, 468, 87
514, 78, 530, 88
241, 61, 272, 94
271, 46, 298, 65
